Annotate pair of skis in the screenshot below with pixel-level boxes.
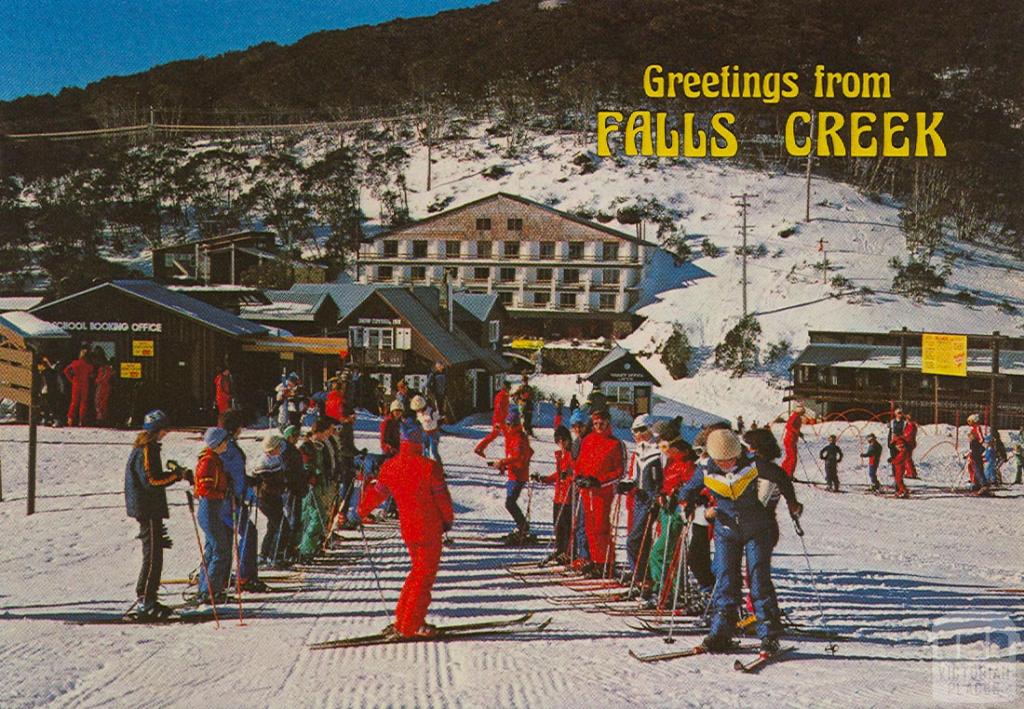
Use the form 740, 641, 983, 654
629, 642, 796, 672
308, 612, 551, 650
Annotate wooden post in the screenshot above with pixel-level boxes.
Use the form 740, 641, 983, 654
27, 350, 37, 516
990, 331, 1000, 430
934, 375, 939, 433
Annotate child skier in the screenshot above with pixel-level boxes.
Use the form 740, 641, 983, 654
819, 435, 844, 492
679, 429, 803, 656
531, 425, 574, 563
489, 407, 534, 544
890, 436, 911, 498
616, 415, 662, 589
860, 433, 883, 492
187, 427, 232, 607
779, 405, 804, 477
123, 410, 190, 620
979, 435, 999, 495
411, 395, 442, 464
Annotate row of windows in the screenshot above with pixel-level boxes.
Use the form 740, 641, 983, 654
348, 326, 413, 350
490, 291, 619, 310
381, 239, 621, 260
376, 265, 622, 284
475, 217, 522, 231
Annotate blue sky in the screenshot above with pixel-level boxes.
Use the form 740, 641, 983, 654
0, 1, 490, 100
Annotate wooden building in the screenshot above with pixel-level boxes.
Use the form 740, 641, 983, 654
585, 347, 660, 416
152, 230, 327, 287
790, 330, 1024, 428
355, 193, 656, 339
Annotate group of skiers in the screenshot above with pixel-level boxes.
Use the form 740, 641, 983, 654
36, 346, 115, 427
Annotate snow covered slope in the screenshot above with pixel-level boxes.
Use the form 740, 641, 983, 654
1, 420, 1021, 707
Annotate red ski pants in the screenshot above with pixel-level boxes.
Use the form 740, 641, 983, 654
67, 383, 90, 426
395, 539, 442, 636
582, 486, 616, 567
893, 460, 908, 496
474, 425, 502, 456
780, 435, 798, 477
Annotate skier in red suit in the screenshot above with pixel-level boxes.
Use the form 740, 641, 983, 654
214, 366, 233, 415
902, 412, 919, 478
63, 348, 94, 426
574, 408, 625, 576
779, 405, 805, 477
474, 381, 512, 457
489, 407, 534, 541
93, 354, 113, 425
358, 421, 454, 638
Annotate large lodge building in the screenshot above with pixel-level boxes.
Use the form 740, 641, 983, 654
354, 193, 654, 339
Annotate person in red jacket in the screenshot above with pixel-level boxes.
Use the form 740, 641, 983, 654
358, 421, 454, 638
779, 405, 805, 477
531, 425, 574, 561
489, 407, 534, 543
902, 412, 919, 478
475, 380, 512, 457
574, 408, 625, 577
214, 366, 233, 416
380, 400, 403, 457
63, 347, 94, 426
890, 436, 911, 498
325, 378, 345, 421
92, 349, 113, 425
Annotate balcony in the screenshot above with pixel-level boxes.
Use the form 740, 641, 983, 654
357, 248, 641, 266
349, 348, 407, 368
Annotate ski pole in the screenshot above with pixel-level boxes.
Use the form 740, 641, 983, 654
656, 506, 672, 609
185, 491, 220, 628
359, 523, 390, 612
231, 498, 246, 626
665, 519, 693, 645
791, 514, 838, 655
524, 478, 534, 534
626, 506, 654, 600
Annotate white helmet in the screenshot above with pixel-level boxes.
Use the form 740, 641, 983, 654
410, 395, 427, 412
631, 414, 652, 431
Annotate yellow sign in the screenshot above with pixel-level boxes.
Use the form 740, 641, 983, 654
510, 338, 544, 351
921, 333, 967, 377
132, 340, 154, 357
120, 362, 142, 379
279, 352, 294, 361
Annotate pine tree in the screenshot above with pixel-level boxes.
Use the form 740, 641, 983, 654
714, 315, 762, 377
661, 326, 693, 378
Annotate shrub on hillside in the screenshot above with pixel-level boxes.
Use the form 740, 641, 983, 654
714, 315, 762, 377
661, 326, 693, 378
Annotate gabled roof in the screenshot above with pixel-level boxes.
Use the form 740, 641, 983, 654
793, 342, 1024, 375
452, 292, 500, 323
0, 311, 69, 342
371, 192, 650, 246
287, 283, 377, 320
586, 346, 661, 386
0, 296, 45, 311
151, 229, 276, 254
32, 280, 268, 338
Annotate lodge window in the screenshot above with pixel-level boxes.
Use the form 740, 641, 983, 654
602, 269, 620, 285
602, 242, 619, 261
568, 241, 585, 260
411, 266, 427, 281
599, 293, 617, 311
412, 240, 428, 258
816, 368, 826, 384
473, 267, 490, 281
602, 383, 634, 404
499, 267, 516, 282
539, 241, 556, 259
534, 292, 550, 306
830, 371, 838, 386
536, 268, 553, 282
446, 240, 461, 258
504, 241, 520, 257
498, 292, 513, 306
560, 292, 577, 308
507, 218, 523, 231
476, 218, 492, 231
800, 365, 814, 384
563, 268, 580, 284
349, 326, 407, 350
367, 327, 395, 349
488, 320, 500, 343
378, 265, 394, 280
383, 241, 398, 258
477, 241, 492, 258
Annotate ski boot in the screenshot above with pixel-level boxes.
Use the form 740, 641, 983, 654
240, 578, 272, 593
133, 601, 177, 622
699, 633, 736, 653
759, 637, 781, 656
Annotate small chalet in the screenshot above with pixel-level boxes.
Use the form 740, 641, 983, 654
585, 347, 660, 416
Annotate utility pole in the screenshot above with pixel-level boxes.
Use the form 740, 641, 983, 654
732, 193, 751, 317
805, 110, 815, 223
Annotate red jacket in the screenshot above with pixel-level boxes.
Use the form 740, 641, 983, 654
541, 449, 573, 504
576, 428, 624, 487
64, 358, 94, 390
784, 410, 803, 439
214, 371, 232, 411
194, 448, 228, 500
325, 390, 344, 421
492, 389, 510, 426
499, 426, 533, 482
358, 442, 454, 544
380, 417, 400, 456
662, 453, 695, 495
902, 420, 918, 447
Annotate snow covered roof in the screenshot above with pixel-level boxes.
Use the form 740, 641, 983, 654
0, 311, 69, 341
452, 292, 500, 322
0, 296, 44, 311
586, 346, 661, 386
286, 284, 378, 319
32, 281, 268, 339
239, 301, 320, 322
793, 342, 1024, 376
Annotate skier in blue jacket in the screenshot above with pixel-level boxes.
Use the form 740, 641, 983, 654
678, 428, 803, 656
218, 409, 267, 592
